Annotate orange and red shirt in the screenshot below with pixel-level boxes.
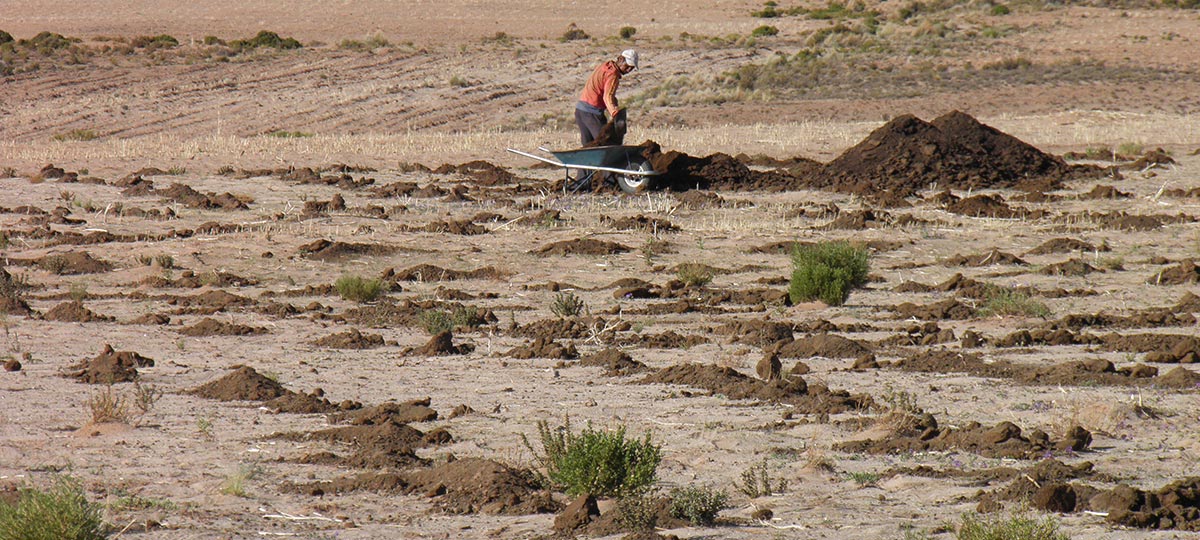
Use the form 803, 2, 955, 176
578, 60, 621, 117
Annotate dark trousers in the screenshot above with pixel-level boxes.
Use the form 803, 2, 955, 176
576, 108, 606, 146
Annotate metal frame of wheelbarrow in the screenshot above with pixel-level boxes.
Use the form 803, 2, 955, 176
506, 145, 661, 194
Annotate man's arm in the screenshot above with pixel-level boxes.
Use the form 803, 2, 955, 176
602, 71, 621, 118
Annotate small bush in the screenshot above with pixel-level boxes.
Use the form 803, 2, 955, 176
525, 417, 661, 497
668, 485, 729, 526
51, 129, 99, 142
86, 384, 131, 424
1116, 141, 1144, 157
334, 275, 384, 303
957, 512, 1069, 540
978, 287, 1050, 318
0, 30, 13, 45
561, 23, 590, 41
751, 25, 780, 37
846, 471, 881, 486
617, 492, 659, 532
550, 291, 586, 318
130, 34, 178, 49
449, 75, 471, 88
0, 476, 107, 540
232, 30, 301, 51
266, 130, 313, 138
676, 262, 714, 287
220, 463, 260, 497
619, 26, 637, 39
132, 381, 163, 415
735, 459, 788, 498
417, 309, 453, 335
990, 4, 1011, 15
788, 241, 869, 306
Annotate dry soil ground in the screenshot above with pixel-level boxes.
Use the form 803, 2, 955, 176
1, 2, 1199, 539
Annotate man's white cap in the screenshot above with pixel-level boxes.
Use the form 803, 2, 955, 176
621, 49, 639, 69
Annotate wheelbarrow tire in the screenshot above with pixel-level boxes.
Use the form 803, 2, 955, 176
616, 159, 655, 194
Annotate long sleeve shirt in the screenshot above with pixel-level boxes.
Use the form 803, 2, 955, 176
579, 60, 622, 117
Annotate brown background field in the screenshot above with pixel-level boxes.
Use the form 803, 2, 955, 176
1, 1, 1199, 539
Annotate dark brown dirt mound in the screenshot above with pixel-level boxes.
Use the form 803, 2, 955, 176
579, 348, 648, 376
434, 160, 518, 186
836, 416, 1091, 460
265, 390, 340, 414
411, 219, 487, 235
405, 458, 558, 515
532, 238, 631, 256
191, 365, 287, 401
65, 344, 154, 383
1078, 185, 1131, 200
1157, 366, 1200, 388
716, 319, 794, 348
298, 239, 398, 261
406, 331, 471, 356
673, 190, 727, 208
328, 399, 438, 425
942, 250, 1027, 267
30, 252, 113, 275
599, 214, 678, 233
313, 328, 385, 349
169, 289, 255, 311
1149, 259, 1200, 285
384, 264, 510, 282
814, 111, 1094, 200
640, 362, 868, 413
615, 330, 709, 349
506, 337, 579, 359
821, 209, 893, 230
776, 333, 871, 359
891, 298, 974, 320
1025, 238, 1104, 255
157, 183, 248, 210
178, 317, 268, 336
1041, 258, 1101, 276
944, 194, 1028, 219
637, 141, 796, 192
973, 460, 1101, 513
42, 300, 113, 322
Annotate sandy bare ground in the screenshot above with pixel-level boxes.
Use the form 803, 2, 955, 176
2, 2, 1200, 540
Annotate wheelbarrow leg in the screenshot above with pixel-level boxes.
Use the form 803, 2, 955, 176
565, 168, 593, 194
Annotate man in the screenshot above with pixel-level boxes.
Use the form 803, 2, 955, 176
576, 49, 638, 147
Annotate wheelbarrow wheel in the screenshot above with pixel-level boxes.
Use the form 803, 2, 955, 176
616, 159, 655, 194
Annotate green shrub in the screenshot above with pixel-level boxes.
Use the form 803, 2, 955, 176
130, 34, 178, 48
525, 417, 661, 497
266, 130, 312, 138
957, 512, 1069, 540
668, 485, 729, 526
734, 458, 788, 498
551, 291, 586, 318
334, 275, 384, 303
25, 32, 73, 51
231, 30, 301, 51
0, 30, 14, 45
52, 129, 99, 142
977, 287, 1050, 318
676, 262, 714, 287
788, 241, 869, 306
751, 25, 780, 37
0, 476, 107, 540
990, 4, 1011, 15
619, 26, 637, 39
417, 309, 453, 335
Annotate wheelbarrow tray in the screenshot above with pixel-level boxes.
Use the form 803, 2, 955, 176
506, 145, 661, 176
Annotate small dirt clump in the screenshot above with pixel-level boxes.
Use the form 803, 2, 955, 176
191, 365, 287, 401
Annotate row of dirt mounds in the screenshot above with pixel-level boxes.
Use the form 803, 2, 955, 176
382, 264, 510, 282
835, 413, 1093, 460
298, 239, 402, 261
890, 348, 1200, 388
979, 472, 1200, 531
640, 362, 869, 414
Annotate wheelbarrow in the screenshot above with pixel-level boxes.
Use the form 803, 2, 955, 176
507, 145, 661, 194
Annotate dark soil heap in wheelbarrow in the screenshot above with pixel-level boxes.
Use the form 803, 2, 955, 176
811, 111, 1106, 201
